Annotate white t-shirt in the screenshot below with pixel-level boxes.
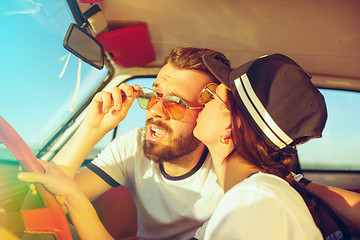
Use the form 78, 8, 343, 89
88, 128, 224, 240
204, 172, 323, 240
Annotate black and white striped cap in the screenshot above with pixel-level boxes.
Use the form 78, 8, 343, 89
202, 54, 327, 153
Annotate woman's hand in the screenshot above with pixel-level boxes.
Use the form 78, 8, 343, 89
17, 160, 81, 206
18, 160, 115, 240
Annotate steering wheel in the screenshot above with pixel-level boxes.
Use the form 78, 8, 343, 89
0, 116, 72, 240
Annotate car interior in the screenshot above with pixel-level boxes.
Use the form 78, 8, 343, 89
1, 0, 359, 239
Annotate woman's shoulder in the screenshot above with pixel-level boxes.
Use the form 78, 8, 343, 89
222, 172, 305, 211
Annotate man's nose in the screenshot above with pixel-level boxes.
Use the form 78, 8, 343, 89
148, 98, 169, 119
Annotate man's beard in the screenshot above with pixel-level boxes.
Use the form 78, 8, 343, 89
142, 118, 201, 163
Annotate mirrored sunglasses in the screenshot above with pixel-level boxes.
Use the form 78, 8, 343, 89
137, 87, 204, 120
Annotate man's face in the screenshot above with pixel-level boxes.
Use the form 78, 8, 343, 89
142, 63, 212, 162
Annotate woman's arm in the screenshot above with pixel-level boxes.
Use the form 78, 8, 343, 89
305, 182, 360, 231
64, 186, 113, 240
18, 161, 114, 240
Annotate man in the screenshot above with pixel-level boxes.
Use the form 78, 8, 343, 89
52, 47, 230, 240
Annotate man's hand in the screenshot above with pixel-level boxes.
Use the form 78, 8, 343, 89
83, 83, 141, 134
50, 83, 141, 180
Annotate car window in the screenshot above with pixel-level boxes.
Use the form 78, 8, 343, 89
0, 1, 107, 162
297, 89, 360, 171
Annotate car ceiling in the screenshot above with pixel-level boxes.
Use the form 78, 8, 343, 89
77, 0, 360, 91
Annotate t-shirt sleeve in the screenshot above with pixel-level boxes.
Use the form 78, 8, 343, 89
86, 162, 120, 187
86, 128, 142, 188
193, 219, 209, 240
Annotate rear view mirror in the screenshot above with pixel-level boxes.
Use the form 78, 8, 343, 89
63, 23, 104, 69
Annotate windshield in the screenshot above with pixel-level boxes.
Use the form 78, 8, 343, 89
0, 0, 107, 161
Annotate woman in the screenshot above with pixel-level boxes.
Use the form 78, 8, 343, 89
194, 54, 349, 240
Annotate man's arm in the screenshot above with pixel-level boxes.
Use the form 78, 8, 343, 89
305, 182, 360, 231
52, 123, 105, 178
51, 84, 140, 179
74, 167, 112, 201
51, 84, 140, 201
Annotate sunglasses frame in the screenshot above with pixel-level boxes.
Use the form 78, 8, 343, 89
137, 87, 204, 120
198, 83, 230, 110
